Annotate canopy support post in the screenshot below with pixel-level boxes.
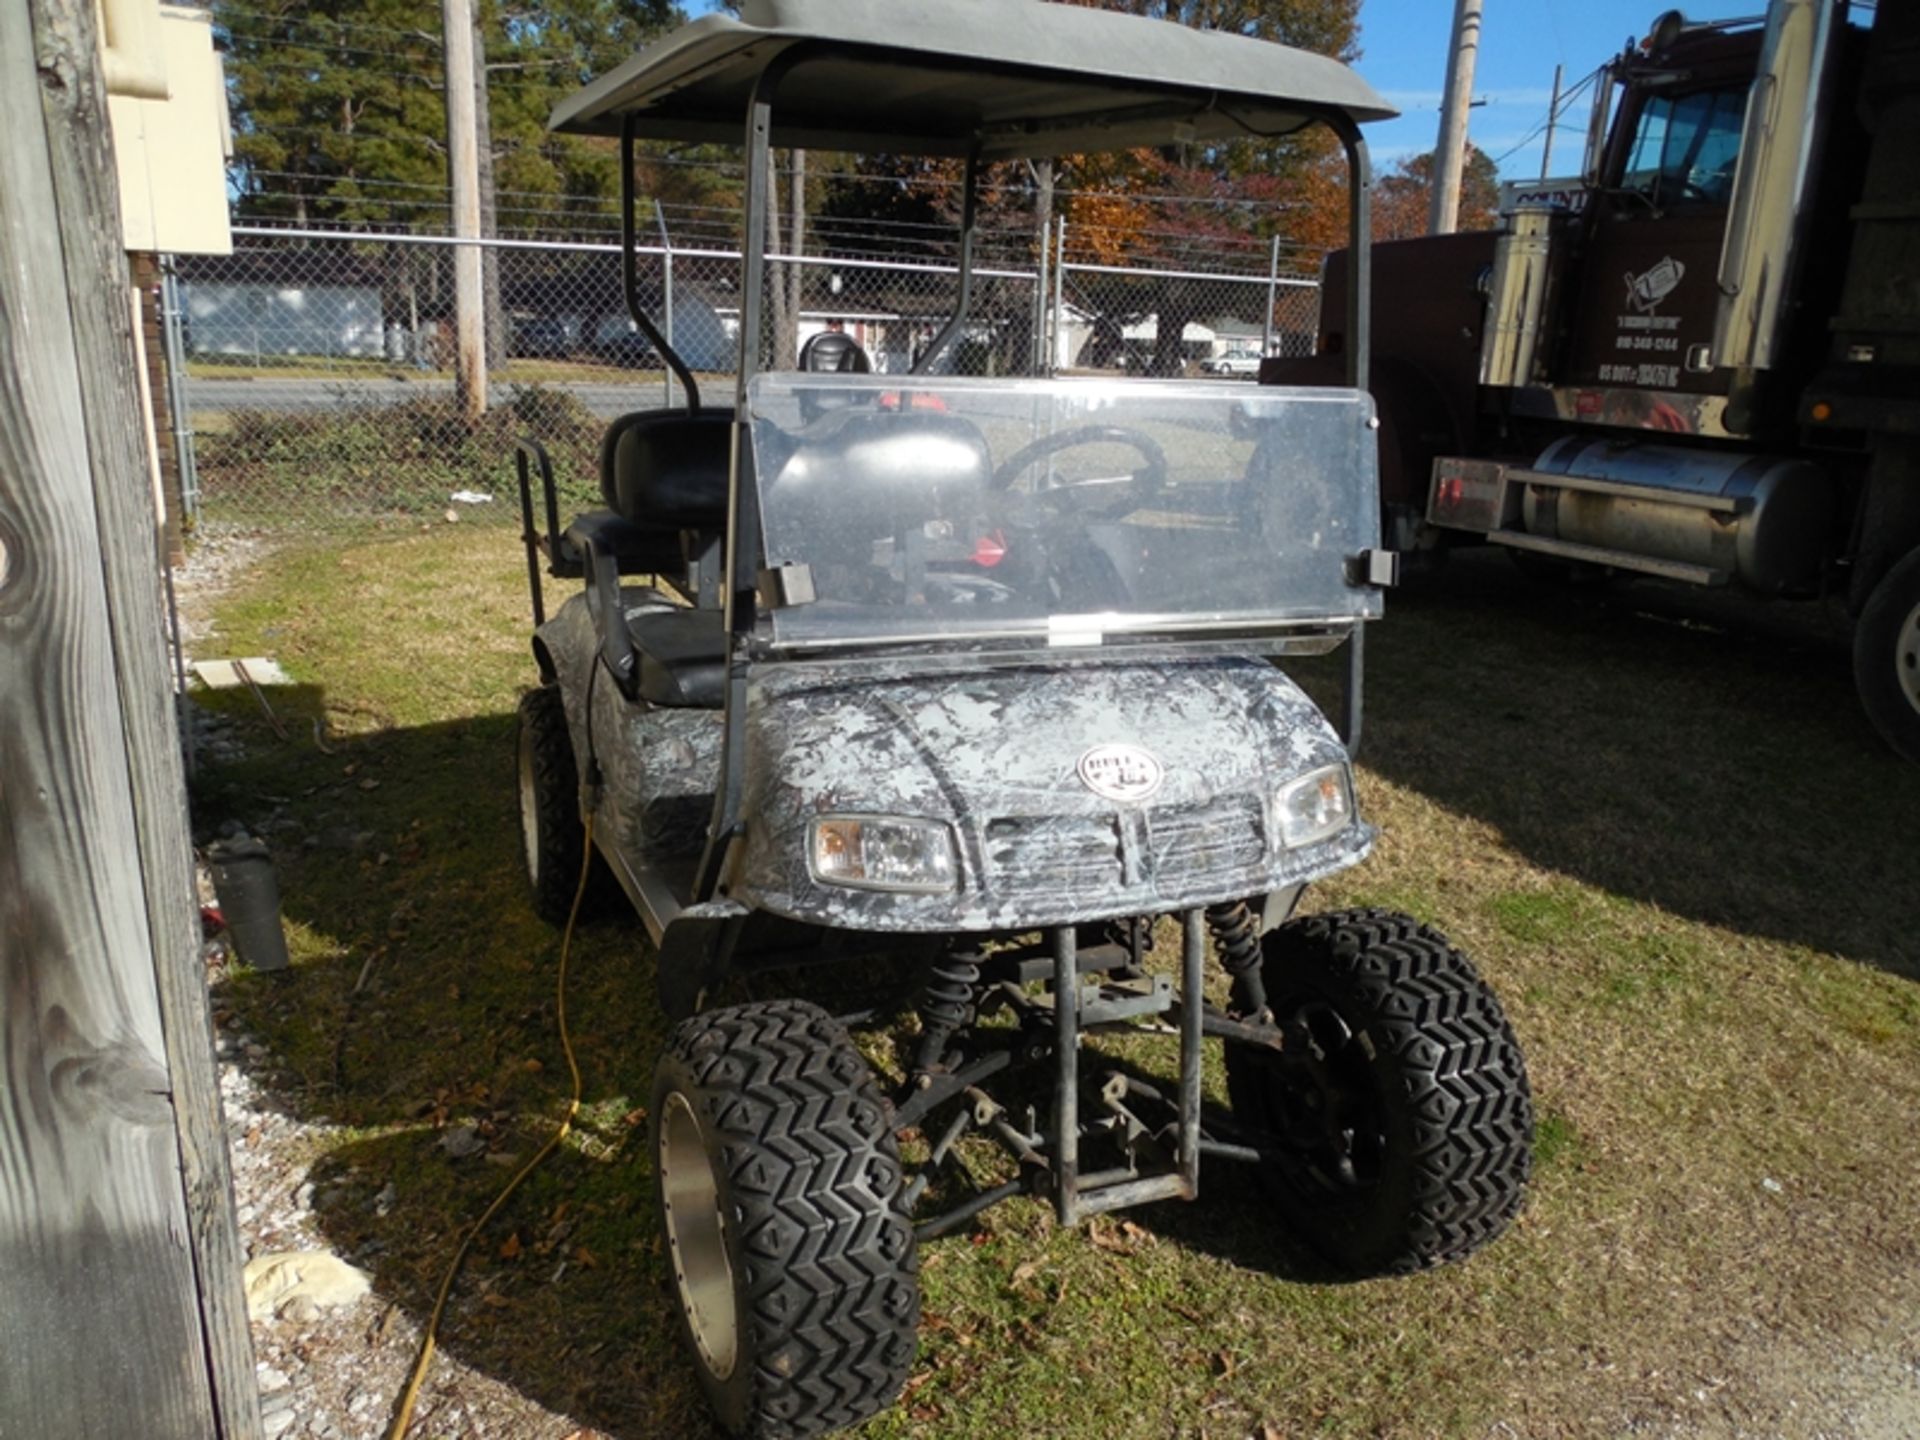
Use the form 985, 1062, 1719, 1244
912, 149, 981, 375
621, 116, 700, 411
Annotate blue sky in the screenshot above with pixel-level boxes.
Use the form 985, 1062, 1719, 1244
680, 0, 1768, 180
1353, 0, 1762, 178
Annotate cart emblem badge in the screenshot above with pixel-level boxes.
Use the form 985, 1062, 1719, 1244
1076, 744, 1165, 803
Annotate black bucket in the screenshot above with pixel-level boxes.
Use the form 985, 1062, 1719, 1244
206, 835, 291, 973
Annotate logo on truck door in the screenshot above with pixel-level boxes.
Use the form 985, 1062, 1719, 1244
1625, 256, 1685, 314
1602, 256, 1690, 387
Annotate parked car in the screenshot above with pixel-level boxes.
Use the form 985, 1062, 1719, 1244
593, 313, 658, 368
1202, 346, 1263, 376
508, 312, 584, 360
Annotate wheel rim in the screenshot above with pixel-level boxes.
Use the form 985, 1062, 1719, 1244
1271, 999, 1388, 1196
659, 1091, 738, 1380
1897, 596, 1920, 717
516, 721, 540, 885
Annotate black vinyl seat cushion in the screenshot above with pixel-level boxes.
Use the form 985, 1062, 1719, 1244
566, 509, 686, 575
627, 604, 725, 708
601, 407, 733, 530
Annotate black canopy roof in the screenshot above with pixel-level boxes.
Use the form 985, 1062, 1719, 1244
549, 0, 1394, 159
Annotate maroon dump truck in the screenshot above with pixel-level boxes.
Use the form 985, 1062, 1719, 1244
1267, 1, 1920, 759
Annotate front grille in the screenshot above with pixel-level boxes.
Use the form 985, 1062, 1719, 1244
1148, 795, 1266, 887
983, 794, 1267, 896
984, 814, 1123, 890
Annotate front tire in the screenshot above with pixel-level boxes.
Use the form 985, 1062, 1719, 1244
1225, 909, 1533, 1276
652, 1000, 919, 1438
1853, 546, 1920, 762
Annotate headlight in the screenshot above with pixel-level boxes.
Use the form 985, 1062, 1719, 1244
1275, 764, 1354, 848
809, 816, 958, 894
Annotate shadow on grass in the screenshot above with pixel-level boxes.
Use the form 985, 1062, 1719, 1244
1293, 551, 1920, 981
195, 685, 726, 1436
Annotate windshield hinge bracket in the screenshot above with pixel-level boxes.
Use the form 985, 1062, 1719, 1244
757, 563, 816, 608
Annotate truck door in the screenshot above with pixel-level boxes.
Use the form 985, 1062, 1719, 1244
1561, 82, 1749, 402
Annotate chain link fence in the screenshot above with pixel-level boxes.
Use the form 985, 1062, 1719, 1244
173, 225, 1319, 536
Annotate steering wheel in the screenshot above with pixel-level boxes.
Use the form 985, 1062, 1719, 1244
990, 424, 1169, 519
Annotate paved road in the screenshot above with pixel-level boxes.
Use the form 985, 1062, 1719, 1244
185, 375, 676, 421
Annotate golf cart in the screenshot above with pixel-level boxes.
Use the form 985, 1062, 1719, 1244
512, 2, 1534, 1434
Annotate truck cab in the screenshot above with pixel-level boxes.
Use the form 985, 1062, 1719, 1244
1273, 0, 1920, 760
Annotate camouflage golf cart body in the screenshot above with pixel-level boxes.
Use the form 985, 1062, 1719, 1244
511, 3, 1535, 1435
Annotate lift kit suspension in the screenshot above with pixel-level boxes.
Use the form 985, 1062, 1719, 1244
1205, 901, 1270, 1020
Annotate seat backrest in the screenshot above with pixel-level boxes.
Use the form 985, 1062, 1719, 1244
765, 409, 992, 568
798, 330, 871, 373
599, 407, 733, 530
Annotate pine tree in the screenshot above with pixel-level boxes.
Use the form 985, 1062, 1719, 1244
214, 0, 678, 233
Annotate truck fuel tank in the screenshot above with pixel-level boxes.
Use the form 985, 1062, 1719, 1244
1523, 437, 1838, 594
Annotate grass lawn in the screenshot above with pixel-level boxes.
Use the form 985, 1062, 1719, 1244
192, 528, 1920, 1438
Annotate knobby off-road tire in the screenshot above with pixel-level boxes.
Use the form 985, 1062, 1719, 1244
516, 685, 614, 925
1225, 908, 1533, 1277
1853, 546, 1920, 763
651, 1000, 919, 1439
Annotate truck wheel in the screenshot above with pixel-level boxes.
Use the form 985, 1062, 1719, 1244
652, 1000, 919, 1438
516, 686, 612, 924
1224, 909, 1533, 1276
1853, 547, 1920, 762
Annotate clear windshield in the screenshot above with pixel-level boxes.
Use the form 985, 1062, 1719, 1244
747, 374, 1380, 654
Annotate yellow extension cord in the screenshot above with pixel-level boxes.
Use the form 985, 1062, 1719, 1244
386, 814, 594, 1440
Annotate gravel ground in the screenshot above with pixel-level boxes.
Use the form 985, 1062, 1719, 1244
181, 529, 608, 1440
211, 1003, 600, 1440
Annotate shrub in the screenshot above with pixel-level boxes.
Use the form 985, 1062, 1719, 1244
197, 384, 606, 529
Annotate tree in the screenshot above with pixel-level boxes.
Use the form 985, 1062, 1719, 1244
802, 0, 1363, 373
214, 0, 677, 233
1373, 145, 1501, 240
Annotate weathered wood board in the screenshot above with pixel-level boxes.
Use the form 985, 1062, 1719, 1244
1, 0, 260, 1434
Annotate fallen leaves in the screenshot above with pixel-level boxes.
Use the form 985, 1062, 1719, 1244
1088, 1216, 1154, 1255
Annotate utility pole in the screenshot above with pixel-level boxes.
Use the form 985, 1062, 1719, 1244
1540, 63, 1565, 180
442, 0, 486, 419
1428, 0, 1484, 235
474, 12, 506, 368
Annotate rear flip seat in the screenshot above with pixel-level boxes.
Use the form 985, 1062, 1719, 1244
626, 603, 725, 709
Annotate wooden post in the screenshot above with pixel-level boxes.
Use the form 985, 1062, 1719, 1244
1, 0, 261, 1436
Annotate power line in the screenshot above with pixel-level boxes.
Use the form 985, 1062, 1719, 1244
1489, 66, 1601, 168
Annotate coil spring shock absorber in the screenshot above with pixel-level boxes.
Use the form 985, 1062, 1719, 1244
914, 946, 984, 1074
1205, 902, 1269, 1020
